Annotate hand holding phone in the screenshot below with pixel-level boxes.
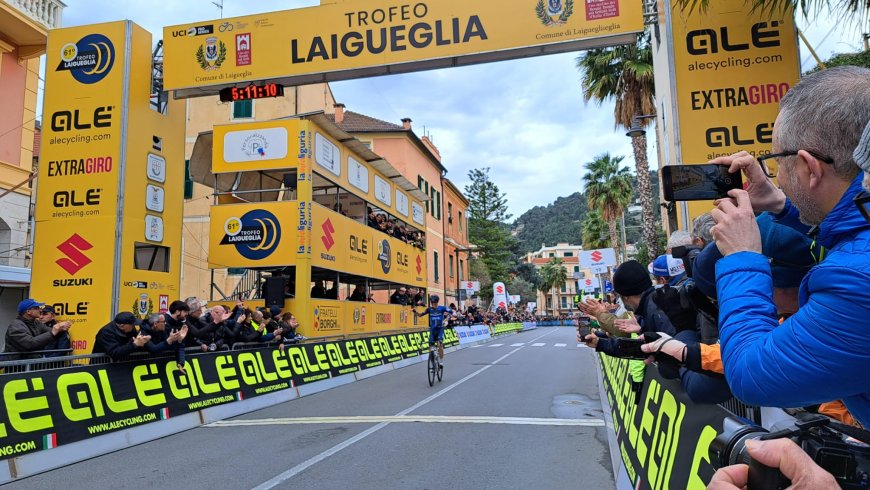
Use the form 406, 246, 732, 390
661, 164, 743, 201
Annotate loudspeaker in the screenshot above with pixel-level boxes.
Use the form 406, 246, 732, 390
264, 277, 285, 308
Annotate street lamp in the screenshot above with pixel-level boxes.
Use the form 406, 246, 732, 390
626, 114, 657, 138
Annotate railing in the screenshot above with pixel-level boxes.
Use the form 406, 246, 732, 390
9, 0, 65, 29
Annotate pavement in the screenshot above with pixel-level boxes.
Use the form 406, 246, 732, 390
8, 327, 614, 490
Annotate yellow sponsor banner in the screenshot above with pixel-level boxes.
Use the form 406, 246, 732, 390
345, 302, 371, 334
212, 119, 302, 174
209, 201, 302, 268
32, 21, 129, 354
164, 0, 642, 93
118, 24, 185, 321
370, 303, 398, 331
670, 0, 799, 225
310, 300, 344, 336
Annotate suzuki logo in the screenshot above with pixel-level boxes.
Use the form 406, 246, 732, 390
321, 219, 335, 251
56, 234, 93, 275
416, 255, 422, 274
496, 285, 504, 294
590, 250, 603, 262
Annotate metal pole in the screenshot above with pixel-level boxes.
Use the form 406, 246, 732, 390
620, 213, 627, 263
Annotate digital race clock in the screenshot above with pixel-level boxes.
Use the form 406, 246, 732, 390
218, 83, 285, 102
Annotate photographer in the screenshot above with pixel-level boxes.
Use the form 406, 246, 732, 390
710, 66, 870, 427
708, 438, 837, 489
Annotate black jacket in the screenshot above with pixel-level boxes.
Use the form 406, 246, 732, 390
92, 322, 141, 360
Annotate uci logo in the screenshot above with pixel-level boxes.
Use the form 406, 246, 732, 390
686, 21, 781, 55
56, 34, 115, 84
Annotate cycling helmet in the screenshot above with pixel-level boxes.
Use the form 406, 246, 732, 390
429, 295, 440, 303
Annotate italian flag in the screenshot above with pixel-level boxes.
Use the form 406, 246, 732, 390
235, 391, 244, 401
43, 433, 57, 450
159, 408, 170, 420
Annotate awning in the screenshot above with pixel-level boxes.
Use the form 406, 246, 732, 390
0, 265, 31, 288
188, 111, 429, 203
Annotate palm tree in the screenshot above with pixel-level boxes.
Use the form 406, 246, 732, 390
538, 263, 555, 315
582, 210, 609, 250
675, 0, 867, 25
541, 257, 568, 316
577, 32, 657, 263
583, 154, 633, 262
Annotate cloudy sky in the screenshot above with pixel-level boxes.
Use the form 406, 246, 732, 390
55, 1, 865, 218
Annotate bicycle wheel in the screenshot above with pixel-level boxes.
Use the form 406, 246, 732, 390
436, 355, 443, 382
427, 351, 436, 386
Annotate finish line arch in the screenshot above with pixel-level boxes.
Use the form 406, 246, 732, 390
162, 0, 643, 98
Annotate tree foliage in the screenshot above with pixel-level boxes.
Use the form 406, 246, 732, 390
539, 257, 568, 315
582, 209, 609, 250
674, 0, 869, 26
576, 31, 660, 262
507, 277, 537, 305
469, 258, 493, 303
465, 168, 516, 283
512, 171, 660, 254
583, 153, 633, 259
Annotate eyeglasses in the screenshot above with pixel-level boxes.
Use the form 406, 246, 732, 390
757, 150, 835, 178
855, 190, 870, 224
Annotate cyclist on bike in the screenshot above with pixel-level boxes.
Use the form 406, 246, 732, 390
414, 295, 452, 365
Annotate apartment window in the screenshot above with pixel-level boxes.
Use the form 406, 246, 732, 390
449, 254, 454, 278
459, 259, 464, 281
448, 202, 453, 227
458, 214, 463, 232
419, 176, 430, 213
564, 252, 573, 257
561, 296, 567, 308
549, 253, 555, 258
429, 188, 441, 220
434, 250, 440, 283
232, 99, 253, 119
560, 283, 566, 293
184, 160, 193, 199
574, 266, 580, 272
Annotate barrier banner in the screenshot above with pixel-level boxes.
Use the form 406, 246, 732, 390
521, 321, 538, 331
454, 324, 491, 345
597, 353, 731, 489
491, 323, 523, 335
0, 329, 457, 460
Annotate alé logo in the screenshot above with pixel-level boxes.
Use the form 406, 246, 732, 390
590, 250, 603, 263
56, 234, 93, 275
321, 219, 335, 251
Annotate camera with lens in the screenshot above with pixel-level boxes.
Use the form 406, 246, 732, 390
671, 244, 703, 278
711, 413, 870, 489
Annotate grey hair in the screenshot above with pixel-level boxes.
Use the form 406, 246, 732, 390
691, 213, 715, 244
667, 230, 693, 250
186, 297, 201, 310
148, 313, 164, 324
777, 66, 870, 180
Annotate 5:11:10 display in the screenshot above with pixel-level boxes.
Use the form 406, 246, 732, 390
219, 83, 285, 102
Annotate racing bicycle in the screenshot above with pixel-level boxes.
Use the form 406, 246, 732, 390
427, 341, 443, 386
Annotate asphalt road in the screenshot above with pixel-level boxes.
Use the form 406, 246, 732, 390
8, 327, 613, 490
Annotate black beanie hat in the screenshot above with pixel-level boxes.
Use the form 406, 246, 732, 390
613, 260, 652, 297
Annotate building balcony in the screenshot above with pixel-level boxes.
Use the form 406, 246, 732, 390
1, 0, 65, 58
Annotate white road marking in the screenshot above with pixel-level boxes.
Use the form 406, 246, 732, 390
208, 415, 604, 427
532, 343, 546, 347
510, 343, 525, 347
488, 343, 504, 347
251, 328, 559, 489
554, 343, 567, 347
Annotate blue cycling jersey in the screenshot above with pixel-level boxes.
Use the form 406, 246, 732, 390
418, 305, 451, 328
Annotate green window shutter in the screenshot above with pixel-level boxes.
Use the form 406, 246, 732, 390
184, 159, 193, 199
434, 250, 439, 282
233, 100, 253, 118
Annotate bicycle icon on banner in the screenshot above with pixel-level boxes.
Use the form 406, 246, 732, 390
218, 22, 233, 32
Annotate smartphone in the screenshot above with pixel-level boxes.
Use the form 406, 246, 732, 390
661, 164, 743, 201
613, 338, 649, 360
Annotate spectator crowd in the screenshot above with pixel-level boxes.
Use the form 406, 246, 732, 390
577, 66, 870, 486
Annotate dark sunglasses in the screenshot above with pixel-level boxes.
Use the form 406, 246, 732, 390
855, 190, 870, 225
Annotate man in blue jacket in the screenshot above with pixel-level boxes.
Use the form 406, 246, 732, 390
710, 66, 870, 427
